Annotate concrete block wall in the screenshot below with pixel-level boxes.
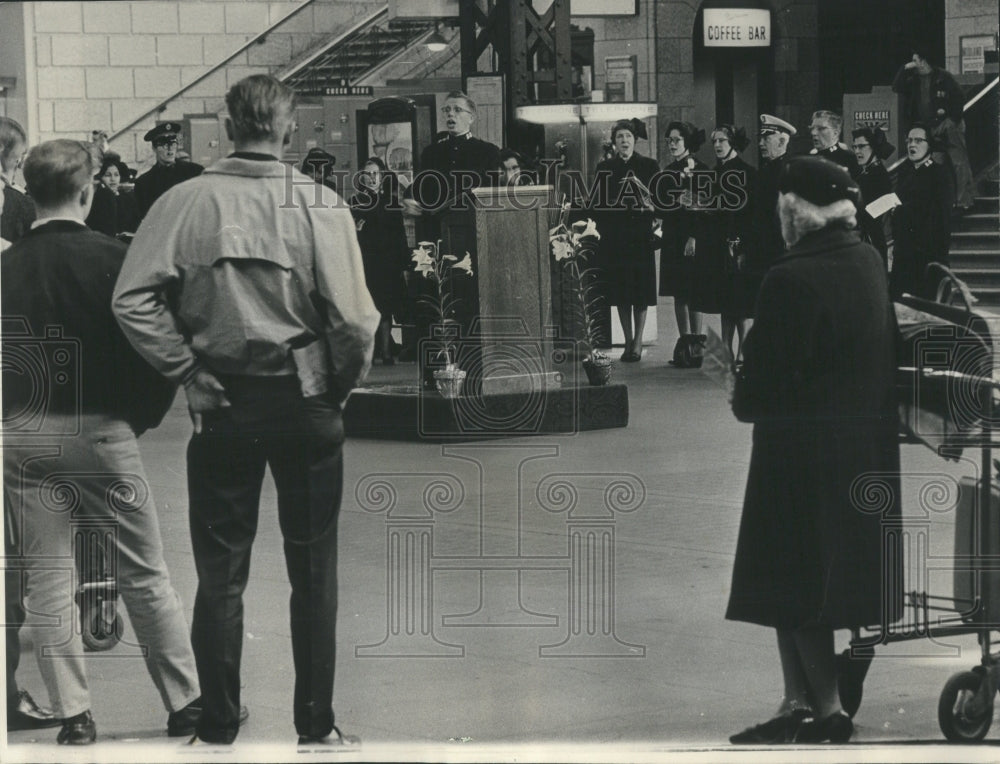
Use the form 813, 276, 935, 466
654, 0, 820, 163
19, 0, 382, 168
944, 0, 998, 74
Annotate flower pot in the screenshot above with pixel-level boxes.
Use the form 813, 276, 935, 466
582, 355, 614, 386
433, 365, 467, 398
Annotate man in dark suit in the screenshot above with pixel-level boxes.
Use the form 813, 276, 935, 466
808, 110, 859, 178
400, 92, 500, 372
133, 122, 203, 221
2, 139, 203, 745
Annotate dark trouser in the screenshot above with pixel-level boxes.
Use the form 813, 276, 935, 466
5, 491, 24, 705
186, 375, 344, 743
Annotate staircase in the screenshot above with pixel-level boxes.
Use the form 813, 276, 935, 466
950, 176, 1000, 309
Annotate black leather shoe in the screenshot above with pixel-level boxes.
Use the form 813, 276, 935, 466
168, 700, 249, 737
730, 708, 811, 744
792, 710, 853, 743
297, 725, 361, 748
7, 689, 61, 731
56, 710, 97, 745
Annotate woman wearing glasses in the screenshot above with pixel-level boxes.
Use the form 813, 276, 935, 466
658, 121, 708, 367
850, 127, 894, 263
890, 123, 952, 299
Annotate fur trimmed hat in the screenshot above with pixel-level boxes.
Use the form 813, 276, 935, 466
779, 156, 861, 207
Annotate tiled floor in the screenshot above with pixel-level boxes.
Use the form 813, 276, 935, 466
5, 308, 997, 762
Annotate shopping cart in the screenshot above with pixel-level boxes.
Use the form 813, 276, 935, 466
73, 521, 123, 652
840, 264, 1000, 741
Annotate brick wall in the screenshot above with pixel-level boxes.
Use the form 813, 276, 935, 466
21, 0, 382, 167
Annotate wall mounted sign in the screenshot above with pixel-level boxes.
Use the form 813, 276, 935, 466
703, 8, 771, 48
960, 34, 997, 74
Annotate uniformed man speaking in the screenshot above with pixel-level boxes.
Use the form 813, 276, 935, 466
401, 92, 499, 373
403, 91, 500, 240
133, 122, 204, 221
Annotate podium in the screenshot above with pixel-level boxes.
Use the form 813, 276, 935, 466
344, 184, 630, 441
439, 184, 560, 395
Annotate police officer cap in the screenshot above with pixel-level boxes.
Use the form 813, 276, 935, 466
759, 114, 797, 136
779, 156, 861, 206
143, 122, 182, 143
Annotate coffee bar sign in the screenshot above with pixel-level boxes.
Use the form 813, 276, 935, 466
703, 8, 771, 47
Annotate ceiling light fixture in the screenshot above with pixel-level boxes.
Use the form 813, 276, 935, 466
425, 23, 448, 53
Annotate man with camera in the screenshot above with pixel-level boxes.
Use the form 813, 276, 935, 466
1, 139, 201, 745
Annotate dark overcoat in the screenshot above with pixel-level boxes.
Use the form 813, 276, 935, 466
891, 158, 952, 299
726, 227, 902, 630
349, 179, 409, 317
855, 158, 892, 262
592, 151, 660, 307
658, 155, 708, 299
690, 155, 756, 315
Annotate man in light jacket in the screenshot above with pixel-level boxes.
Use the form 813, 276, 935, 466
113, 74, 379, 747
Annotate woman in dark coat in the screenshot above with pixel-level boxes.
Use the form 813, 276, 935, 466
349, 156, 409, 363
890, 123, 952, 299
693, 124, 756, 362
657, 121, 708, 367
728, 157, 901, 745
592, 118, 659, 361
850, 126, 894, 263
85, 154, 138, 239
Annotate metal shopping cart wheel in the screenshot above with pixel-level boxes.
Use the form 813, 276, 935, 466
938, 668, 994, 742
81, 602, 124, 653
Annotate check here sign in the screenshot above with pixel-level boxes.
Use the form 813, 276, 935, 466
703, 8, 771, 47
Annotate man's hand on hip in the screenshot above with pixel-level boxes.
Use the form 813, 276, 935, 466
184, 369, 230, 434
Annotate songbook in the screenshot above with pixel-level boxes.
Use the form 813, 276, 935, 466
865, 192, 901, 219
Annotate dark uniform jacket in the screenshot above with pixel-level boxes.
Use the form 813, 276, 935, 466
1, 220, 175, 434
1, 182, 35, 244
891, 157, 952, 299
892, 64, 965, 127
811, 143, 860, 178
591, 151, 660, 307
134, 160, 204, 220
727, 227, 901, 629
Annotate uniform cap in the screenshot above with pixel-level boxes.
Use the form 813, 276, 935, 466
759, 114, 797, 136
778, 156, 861, 207
143, 122, 182, 143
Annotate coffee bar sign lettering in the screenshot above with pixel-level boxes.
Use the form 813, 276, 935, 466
703, 8, 771, 47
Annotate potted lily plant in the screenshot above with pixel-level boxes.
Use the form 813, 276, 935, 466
549, 203, 610, 385
411, 240, 474, 397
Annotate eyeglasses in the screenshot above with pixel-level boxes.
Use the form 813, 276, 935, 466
667, 137, 684, 144
810, 123, 834, 131
154, 140, 178, 148
851, 143, 871, 150
440, 105, 471, 116
906, 137, 929, 144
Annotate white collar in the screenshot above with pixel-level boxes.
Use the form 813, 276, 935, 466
30, 215, 85, 229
